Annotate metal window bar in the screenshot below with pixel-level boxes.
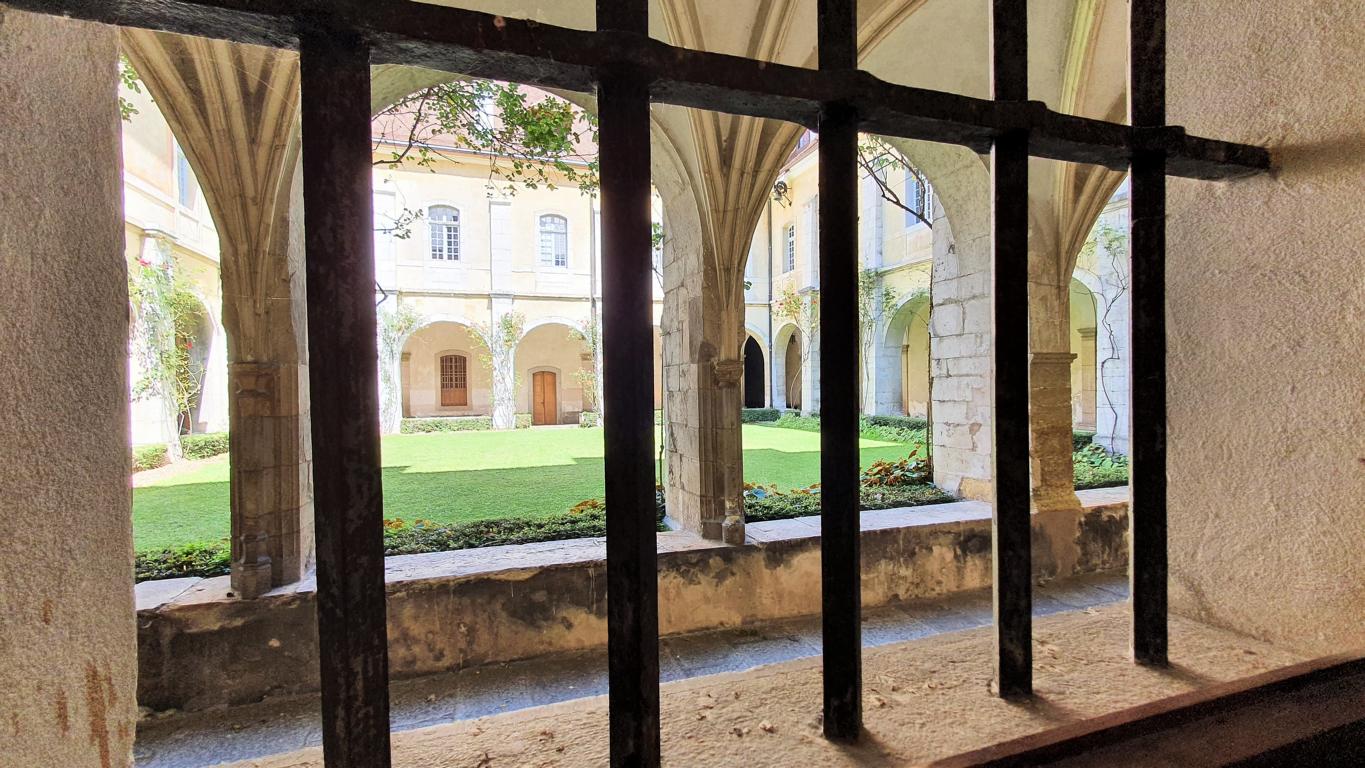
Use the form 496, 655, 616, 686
816, 0, 862, 742
989, 0, 1034, 700
297, 22, 392, 768
8, 0, 1227, 763
596, 2, 662, 765
1129, 0, 1169, 667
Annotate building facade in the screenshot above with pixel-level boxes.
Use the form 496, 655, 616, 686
123, 97, 1128, 445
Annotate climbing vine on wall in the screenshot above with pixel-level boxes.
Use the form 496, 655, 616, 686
377, 303, 424, 434
470, 311, 526, 429
568, 315, 602, 415
1079, 220, 1129, 439
127, 246, 206, 457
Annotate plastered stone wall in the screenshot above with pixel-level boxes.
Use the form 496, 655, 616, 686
0, 10, 137, 766
1166, 0, 1365, 655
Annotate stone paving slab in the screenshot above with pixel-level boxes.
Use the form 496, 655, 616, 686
225, 592, 1306, 768
134, 573, 1131, 768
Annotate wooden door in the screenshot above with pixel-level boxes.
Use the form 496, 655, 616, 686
532, 371, 557, 425
440, 354, 468, 407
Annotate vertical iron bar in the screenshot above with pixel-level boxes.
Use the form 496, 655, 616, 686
818, 0, 862, 742
597, 2, 661, 764
989, 0, 1033, 699
1129, 0, 1169, 667
299, 23, 392, 768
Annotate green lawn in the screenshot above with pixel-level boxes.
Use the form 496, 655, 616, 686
132, 424, 921, 552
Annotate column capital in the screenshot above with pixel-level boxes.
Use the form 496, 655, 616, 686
1030, 351, 1078, 366
712, 358, 745, 388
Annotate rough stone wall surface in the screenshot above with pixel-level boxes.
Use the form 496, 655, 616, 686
0, 10, 137, 767
1166, 1, 1365, 655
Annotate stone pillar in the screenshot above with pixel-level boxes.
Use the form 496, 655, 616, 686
800, 321, 821, 416
487, 300, 518, 429
1028, 243, 1082, 516
125, 32, 313, 597
1028, 351, 1080, 513
1, 10, 137, 765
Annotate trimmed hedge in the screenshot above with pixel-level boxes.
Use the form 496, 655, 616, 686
181, 432, 229, 460
579, 411, 599, 428
135, 542, 230, 582
741, 408, 780, 423
745, 484, 953, 523
132, 444, 169, 473
864, 414, 929, 431
772, 412, 821, 432
515, 413, 533, 429
402, 417, 494, 433
1073, 430, 1097, 451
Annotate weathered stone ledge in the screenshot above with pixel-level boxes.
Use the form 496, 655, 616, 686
136, 488, 1129, 711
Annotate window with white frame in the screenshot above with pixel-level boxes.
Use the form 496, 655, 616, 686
174, 145, 199, 210
539, 214, 569, 267
784, 223, 796, 273
429, 205, 460, 260
903, 172, 929, 227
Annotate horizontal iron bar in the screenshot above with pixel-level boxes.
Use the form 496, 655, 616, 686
11, 0, 1268, 179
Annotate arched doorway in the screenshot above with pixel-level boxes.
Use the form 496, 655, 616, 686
784, 334, 803, 411
743, 336, 765, 408
516, 321, 586, 426
877, 294, 931, 418
1070, 278, 1099, 430
401, 321, 489, 417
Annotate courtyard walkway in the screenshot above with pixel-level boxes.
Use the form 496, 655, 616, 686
135, 573, 1128, 767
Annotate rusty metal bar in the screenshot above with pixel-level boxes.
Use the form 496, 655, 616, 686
989, 0, 1033, 700
817, 0, 862, 742
5, 0, 1269, 180
1129, 0, 1169, 667
298, 23, 392, 768
597, 1, 661, 764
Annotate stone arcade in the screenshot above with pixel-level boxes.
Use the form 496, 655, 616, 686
2, 1, 1363, 766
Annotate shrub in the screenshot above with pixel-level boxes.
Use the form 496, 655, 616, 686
181, 432, 229, 460
862, 449, 931, 487
654, 409, 664, 426
745, 483, 953, 522
766, 412, 928, 445
772, 412, 822, 432
401, 417, 493, 433
1073, 430, 1097, 451
515, 413, 532, 429
382, 498, 668, 556
132, 444, 169, 473
135, 541, 230, 582
1073, 443, 1129, 489
579, 411, 599, 427
864, 414, 928, 431
741, 408, 780, 423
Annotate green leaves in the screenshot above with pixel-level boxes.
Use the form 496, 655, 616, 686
374, 79, 598, 196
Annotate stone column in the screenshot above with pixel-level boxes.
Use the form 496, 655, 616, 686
1028, 241, 1082, 516
1028, 351, 1080, 513
661, 280, 747, 541
1, 10, 138, 764
801, 325, 821, 415
487, 300, 518, 429
1077, 327, 1098, 429
124, 32, 312, 597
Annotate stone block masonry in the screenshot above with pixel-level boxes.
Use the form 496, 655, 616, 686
135, 489, 1129, 712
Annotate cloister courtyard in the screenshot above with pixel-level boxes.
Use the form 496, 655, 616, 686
133, 424, 909, 552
